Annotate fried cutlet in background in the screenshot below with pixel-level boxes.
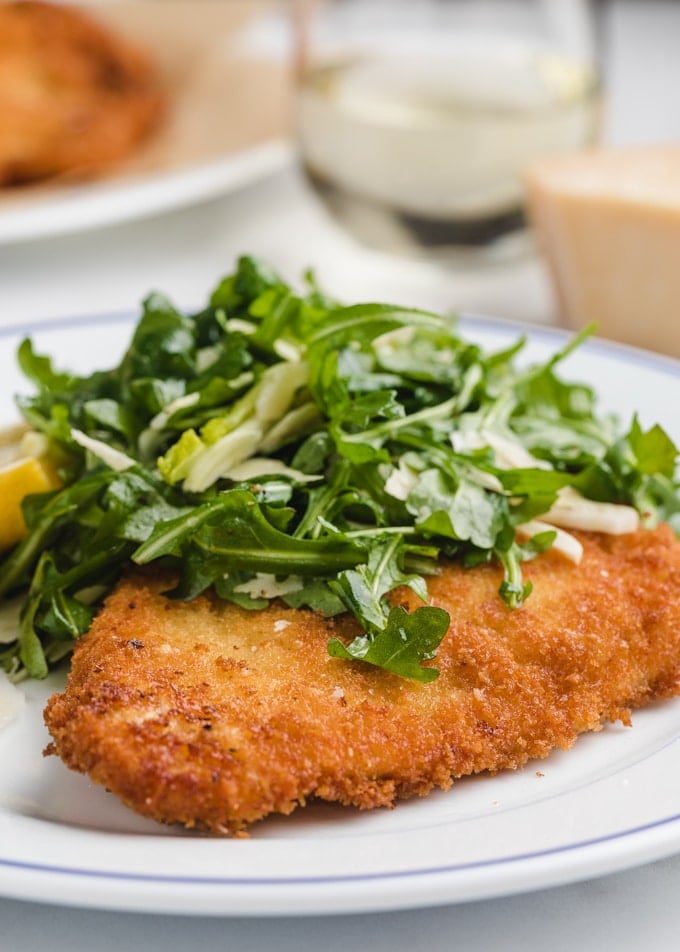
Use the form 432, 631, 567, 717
0, 0, 164, 186
44, 526, 680, 836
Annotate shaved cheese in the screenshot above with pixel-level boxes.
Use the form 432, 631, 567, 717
544, 487, 640, 535
233, 574, 305, 599
137, 392, 204, 460
384, 459, 419, 501
224, 458, 322, 483
450, 430, 486, 454
71, 429, 136, 472
517, 519, 583, 564
225, 318, 257, 335
0, 422, 30, 467
273, 339, 303, 362
258, 402, 323, 454
450, 429, 641, 538
183, 419, 263, 493
482, 430, 551, 471
18, 429, 53, 460
0, 669, 24, 731
147, 392, 200, 432
450, 429, 539, 491
195, 344, 220, 372
373, 325, 417, 351
254, 361, 310, 427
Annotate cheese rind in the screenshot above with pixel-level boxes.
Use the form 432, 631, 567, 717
526, 145, 680, 358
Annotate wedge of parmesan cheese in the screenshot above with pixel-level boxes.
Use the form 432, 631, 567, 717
526, 145, 680, 357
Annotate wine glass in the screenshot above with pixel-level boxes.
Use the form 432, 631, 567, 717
294, 0, 601, 264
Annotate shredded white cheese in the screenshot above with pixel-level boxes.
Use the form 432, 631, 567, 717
233, 574, 305, 599
225, 318, 257, 335
273, 339, 303, 362
184, 419, 263, 493
542, 487, 640, 535
0, 596, 23, 644
0, 422, 30, 467
0, 669, 25, 731
70, 429, 136, 471
373, 326, 417, 351
224, 458, 322, 484
384, 459, 419, 501
517, 519, 584, 564
258, 402, 322, 455
485, 431, 551, 471
451, 428, 641, 544
147, 392, 200, 432
254, 361, 310, 427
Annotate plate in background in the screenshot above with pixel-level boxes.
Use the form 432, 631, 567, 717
0, 1, 292, 244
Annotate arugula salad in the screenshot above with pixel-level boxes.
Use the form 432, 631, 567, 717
1, 256, 679, 684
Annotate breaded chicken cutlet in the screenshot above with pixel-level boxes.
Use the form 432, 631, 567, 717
0, 0, 163, 186
44, 525, 680, 836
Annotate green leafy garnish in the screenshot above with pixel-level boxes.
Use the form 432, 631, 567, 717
2, 255, 679, 683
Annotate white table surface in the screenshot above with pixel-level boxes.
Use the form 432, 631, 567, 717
2, 2, 680, 948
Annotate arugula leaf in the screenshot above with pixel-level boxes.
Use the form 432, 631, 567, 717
326, 537, 446, 682
17, 339, 80, 393
408, 471, 507, 549
329, 536, 427, 630
626, 417, 677, 478
283, 579, 347, 616
3, 259, 678, 684
119, 293, 196, 386
133, 489, 366, 577
328, 605, 449, 683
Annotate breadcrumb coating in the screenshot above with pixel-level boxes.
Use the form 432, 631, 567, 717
44, 526, 680, 835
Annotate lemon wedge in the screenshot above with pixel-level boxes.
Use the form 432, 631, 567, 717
0, 455, 61, 554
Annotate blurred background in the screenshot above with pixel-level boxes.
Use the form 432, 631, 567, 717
0, 0, 679, 343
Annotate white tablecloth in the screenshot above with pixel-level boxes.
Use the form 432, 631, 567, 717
2, 2, 680, 948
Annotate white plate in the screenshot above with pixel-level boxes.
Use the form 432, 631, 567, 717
0, 139, 292, 245
0, 143, 291, 246
0, 1, 291, 245
1, 312, 680, 917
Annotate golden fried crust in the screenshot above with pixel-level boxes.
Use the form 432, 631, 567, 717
0, 1, 163, 185
44, 526, 680, 835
